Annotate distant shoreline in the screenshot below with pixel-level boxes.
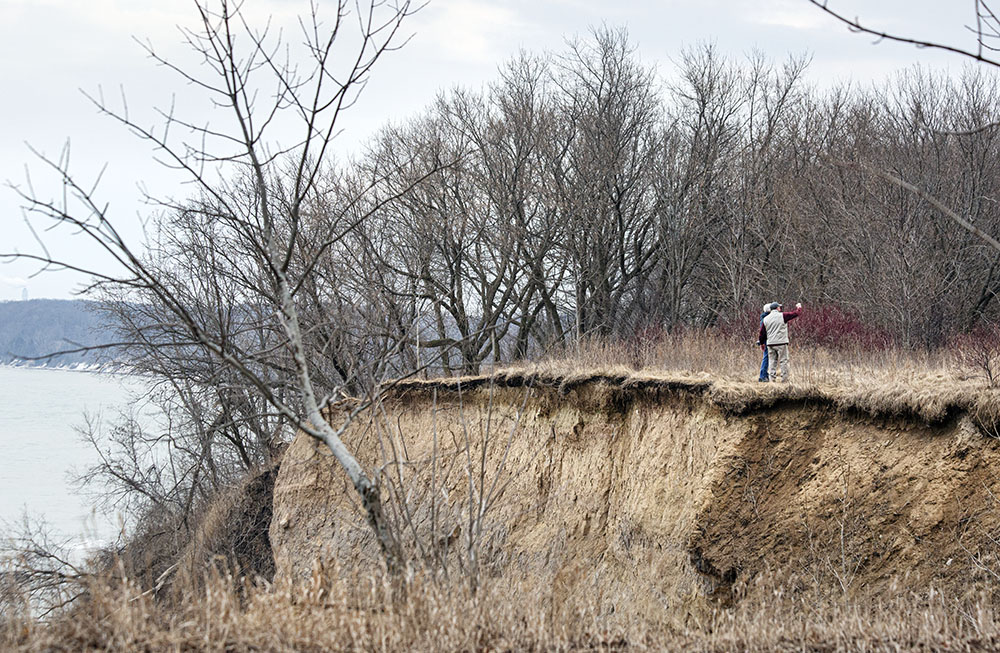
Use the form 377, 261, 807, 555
0, 362, 115, 374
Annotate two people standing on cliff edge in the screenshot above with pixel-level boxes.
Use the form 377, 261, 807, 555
757, 302, 803, 383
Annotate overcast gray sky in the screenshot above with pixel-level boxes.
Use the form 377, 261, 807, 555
0, 0, 980, 300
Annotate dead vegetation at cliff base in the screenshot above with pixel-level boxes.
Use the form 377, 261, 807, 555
6, 568, 1000, 652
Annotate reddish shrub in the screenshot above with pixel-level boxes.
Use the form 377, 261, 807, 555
948, 322, 1000, 350
717, 307, 770, 343
791, 304, 894, 351
720, 304, 894, 352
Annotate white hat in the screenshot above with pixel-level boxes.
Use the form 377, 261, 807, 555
762, 303, 772, 313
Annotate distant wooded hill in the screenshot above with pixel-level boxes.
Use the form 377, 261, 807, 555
0, 299, 115, 367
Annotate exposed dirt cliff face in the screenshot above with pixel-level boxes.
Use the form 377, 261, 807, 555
270, 378, 1000, 621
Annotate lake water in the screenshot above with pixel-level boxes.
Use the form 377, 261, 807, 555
0, 366, 140, 550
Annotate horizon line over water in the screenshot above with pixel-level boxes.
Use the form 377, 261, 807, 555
0, 366, 148, 554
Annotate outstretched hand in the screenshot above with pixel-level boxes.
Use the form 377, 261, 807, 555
796, 302, 802, 309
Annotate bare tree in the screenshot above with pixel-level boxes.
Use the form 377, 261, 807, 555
552, 26, 662, 338
807, 0, 1000, 260
5, 0, 423, 570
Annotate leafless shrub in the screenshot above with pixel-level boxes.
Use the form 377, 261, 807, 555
957, 322, 1000, 387
0, 518, 95, 619
345, 381, 549, 590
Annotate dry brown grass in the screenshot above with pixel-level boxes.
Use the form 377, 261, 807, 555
503, 331, 959, 387
4, 568, 1000, 651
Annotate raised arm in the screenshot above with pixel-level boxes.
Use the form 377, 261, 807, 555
783, 303, 803, 322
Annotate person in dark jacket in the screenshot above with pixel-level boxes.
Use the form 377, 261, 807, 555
758, 301, 803, 383
757, 303, 771, 382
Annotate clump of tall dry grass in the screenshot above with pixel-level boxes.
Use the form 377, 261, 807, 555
5, 565, 1000, 651
507, 330, 960, 387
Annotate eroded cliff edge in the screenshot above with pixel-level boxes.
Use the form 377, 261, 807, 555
270, 375, 1000, 620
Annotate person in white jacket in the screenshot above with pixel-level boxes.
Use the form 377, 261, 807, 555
757, 302, 803, 383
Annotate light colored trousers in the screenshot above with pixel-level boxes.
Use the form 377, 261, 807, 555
767, 344, 790, 383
